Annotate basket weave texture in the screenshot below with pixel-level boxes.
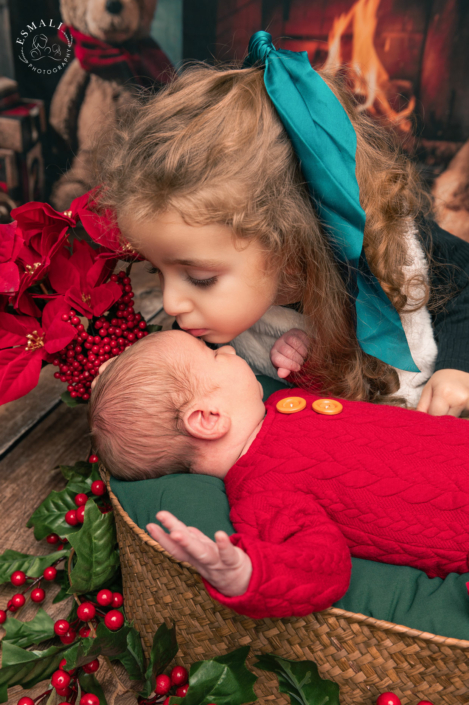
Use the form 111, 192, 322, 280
104, 471, 469, 704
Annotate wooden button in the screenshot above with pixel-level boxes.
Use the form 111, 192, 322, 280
312, 399, 343, 415
276, 396, 307, 414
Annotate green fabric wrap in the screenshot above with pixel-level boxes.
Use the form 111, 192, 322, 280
244, 31, 419, 373
110, 375, 469, 639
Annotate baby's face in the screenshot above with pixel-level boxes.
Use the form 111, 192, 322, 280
120, 209, 279, 344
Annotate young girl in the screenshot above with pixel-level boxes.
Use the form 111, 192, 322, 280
95, 31, 469, 416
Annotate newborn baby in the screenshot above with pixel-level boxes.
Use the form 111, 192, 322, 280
89, 331, 469, 619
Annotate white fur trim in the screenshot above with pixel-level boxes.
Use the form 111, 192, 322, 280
232, 225, 437, 406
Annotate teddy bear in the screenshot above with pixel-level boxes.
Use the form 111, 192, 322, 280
49, 0, 172, 212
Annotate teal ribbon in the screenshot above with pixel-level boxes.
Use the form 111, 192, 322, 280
245, 31, 419, 372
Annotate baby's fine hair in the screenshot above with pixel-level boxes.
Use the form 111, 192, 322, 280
88, 332, 199, 480
95, 61, 432, 403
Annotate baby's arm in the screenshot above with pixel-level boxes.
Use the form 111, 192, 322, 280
416, 369, 469, 417
270, 328, 309, 379
147, 511, 252, 596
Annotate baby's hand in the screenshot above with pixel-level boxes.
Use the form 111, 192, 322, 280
270, 328, 309, 379
147, 511, 252, 597
416, 369, 469, 417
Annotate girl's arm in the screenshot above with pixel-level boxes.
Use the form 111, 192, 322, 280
148, 491, 352, 619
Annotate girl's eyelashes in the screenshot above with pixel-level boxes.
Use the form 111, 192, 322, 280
147, 265, 160, 275
186, 274, 218, 288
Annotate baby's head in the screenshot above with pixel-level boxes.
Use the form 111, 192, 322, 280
88, 330, 265, 481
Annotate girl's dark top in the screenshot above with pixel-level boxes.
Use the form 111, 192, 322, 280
420, 219, 469, 374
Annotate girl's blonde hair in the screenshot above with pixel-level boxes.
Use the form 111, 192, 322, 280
95, 62, 432, 402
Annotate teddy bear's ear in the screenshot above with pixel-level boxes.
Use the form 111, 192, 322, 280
138, 0, 159, 38
59, 0, 87, 34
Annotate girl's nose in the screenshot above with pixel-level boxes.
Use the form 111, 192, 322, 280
162, 284, 193, 317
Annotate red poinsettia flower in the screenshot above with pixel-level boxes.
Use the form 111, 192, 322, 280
69, 190, 143, 261
0, 222, 24, 295
48, 239, 121, 318
0, 299, 76, 405
11, 201, 75, 241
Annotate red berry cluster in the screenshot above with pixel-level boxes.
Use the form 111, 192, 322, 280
52, 271, 150, 401
17, 658, 101, 705
52, 589, 125, 649
0, 554, 69, 624
64, 460, 110, 528
138, 666, 190, 704
376, 693, 434, 705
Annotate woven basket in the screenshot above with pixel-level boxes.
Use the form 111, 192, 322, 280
104, 471, 469, 705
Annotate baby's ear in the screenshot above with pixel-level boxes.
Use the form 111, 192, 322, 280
182, 408, 231, 441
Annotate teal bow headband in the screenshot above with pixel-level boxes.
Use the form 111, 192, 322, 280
245, 31, 419, 373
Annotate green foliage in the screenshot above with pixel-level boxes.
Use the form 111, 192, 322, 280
140, 623, 178, 697
62, 620, 145, 682
168, 647, 257, 705
67, 499, 119, 594
146, 324, 162, 334
255, 654, 340, 705
59, 461, 94, 481
2, 609, 55, 649
78, 672, 108, 705
0, 643, 68, 702
61, 391, 86, 407
61, 466, 101, 496
26, 486, 81, 540
52, 568, 71, 603
0, 549, 69, 584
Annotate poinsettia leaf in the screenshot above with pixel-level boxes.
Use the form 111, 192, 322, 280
26, 486, 81, 540
254, 654, 340, 705
67, 499, 119, 594
167, 646, 257, 705
0, 549, 69, 584
60, 461, 93, 481
61, 390, 86, 407
3, 608, 55, 648
0, 347, 43, 405
78, 672, 108, 705
0, 643, 68, 701
140, 623, 178, 698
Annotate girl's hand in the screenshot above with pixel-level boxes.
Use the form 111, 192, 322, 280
147, 511, 252, 597
270, 328, 309, 379
416, 369, 469, 417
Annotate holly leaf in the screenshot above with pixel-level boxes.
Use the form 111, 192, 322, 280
0, 643, 68, 702
254, 654, 340, 705
146, 324, 162, 334
26, 487, 82, 540
167, 646, 256, 705
78, 672, 108, 705
63, 621, 145, 682
67, 499, 119, 594
52, 568, 71, 603
3, 608, 55, 648
65, 466, 101, 495
0, 549, 69, 584
61, 391, 85, 407
60, 460, 94, 481
140, 623, 178, 698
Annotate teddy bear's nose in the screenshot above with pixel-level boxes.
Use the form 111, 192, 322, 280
106, 0, 123, 14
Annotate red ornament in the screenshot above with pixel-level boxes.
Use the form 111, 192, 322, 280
46, 533, 60, 544
104, 610, 124, 631
111, 592, 123, 608
77, 602, 96, 621
65, 509, 78, 526
60, 629, 76, 644
31, 587, 46, 603
10, 570, 26, 586
82, 659, 100, 674
79, 625, 91, 638
11, 593, 25, 608
171, 666, 188, 687
376, 694, 402, 705
76, 505, 86, 523
91, 480, 106, 496
43, 566, 57, 581
54, 619, 70, 636
89, 455, 99, 463
17, 698, 35, 705
0, 609, 6, 624
155, 675, 171, 695
74, 493, 88, 507
176, 684, 189, 697
51, 669, 71, 689
79, 694, 100, 705
96, 589, 113, 606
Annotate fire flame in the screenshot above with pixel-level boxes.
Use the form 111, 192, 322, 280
323, 0, 415, 132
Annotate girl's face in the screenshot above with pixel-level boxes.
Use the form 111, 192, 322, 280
121, 209, 279, 344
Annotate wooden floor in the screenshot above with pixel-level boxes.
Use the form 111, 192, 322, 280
0, 263, 174, 704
